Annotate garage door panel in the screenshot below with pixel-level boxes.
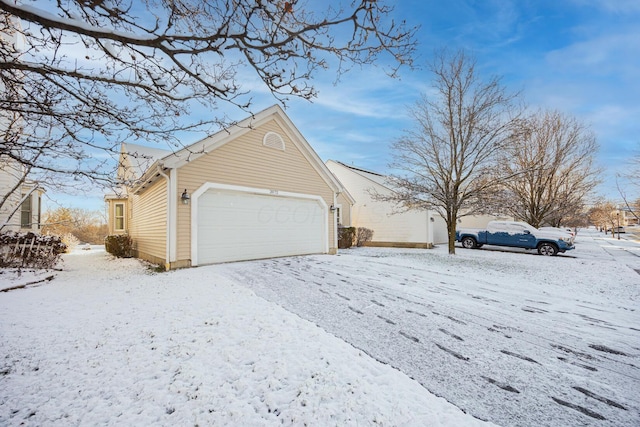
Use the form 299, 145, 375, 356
197, 190, 325, 264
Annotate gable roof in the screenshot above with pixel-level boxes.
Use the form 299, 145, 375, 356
327, 160, 391, 189
119, 142, 172, 181
124, 105, 347, 196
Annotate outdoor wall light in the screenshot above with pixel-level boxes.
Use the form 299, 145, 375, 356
181, 189, 190, 205
330, 204, 337, 212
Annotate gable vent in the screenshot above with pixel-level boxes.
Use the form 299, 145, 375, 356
263, 132, 285, 151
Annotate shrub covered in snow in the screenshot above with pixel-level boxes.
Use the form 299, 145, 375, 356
105, 234, 132, 258
0, 231, 67, 269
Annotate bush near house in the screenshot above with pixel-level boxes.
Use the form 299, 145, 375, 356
338, 227, 356, 249
339, 227, 375, 249
105, 235, 132, 258
356, 227, 374, 247
0, 231, 67, 269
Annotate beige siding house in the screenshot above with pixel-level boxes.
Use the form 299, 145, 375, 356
106, 105, 350, 269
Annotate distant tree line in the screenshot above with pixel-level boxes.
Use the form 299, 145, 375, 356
41, 207, 107, 247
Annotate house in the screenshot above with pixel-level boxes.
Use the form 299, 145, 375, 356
326, 160, 512, 248
105, 105, 351, 269
0, 158, 44, 233
0, 17, 43, 233
326, 160, 448, 247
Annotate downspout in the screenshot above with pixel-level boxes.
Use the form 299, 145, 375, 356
156, 165, 172, 269
333, 192, 339, 254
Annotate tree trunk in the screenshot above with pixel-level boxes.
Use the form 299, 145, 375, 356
446, 214, 457, 254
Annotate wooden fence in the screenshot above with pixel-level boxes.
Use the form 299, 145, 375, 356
0, 232, 66, 269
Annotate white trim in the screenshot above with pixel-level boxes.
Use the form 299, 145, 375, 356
191, 182, 329, 266
333, 199, 342, 252
168, 169, 178, 263
155, 166, 172, 265
114, 202, 126, 232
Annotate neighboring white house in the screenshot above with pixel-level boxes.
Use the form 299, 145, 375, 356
326, 160, 514, 248
326, 160, 448, 247
0, 158, 44, 233
0, 17, 44, 233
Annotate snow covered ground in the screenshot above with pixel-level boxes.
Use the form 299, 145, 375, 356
219, 229, 640, 427
1, 228, 638, 426
1, 245, 493, 426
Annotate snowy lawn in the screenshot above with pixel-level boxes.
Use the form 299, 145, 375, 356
219, 229, 640, 427
0, 228, 638, 426
1, 246, 493, 426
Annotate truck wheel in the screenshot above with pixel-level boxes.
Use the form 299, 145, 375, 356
537, 242, 558, 256
461, 236, 478, 249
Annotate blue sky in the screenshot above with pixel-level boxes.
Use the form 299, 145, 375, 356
46, 0, 640, 213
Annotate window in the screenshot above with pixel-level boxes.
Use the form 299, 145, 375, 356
20, 195, 32, 228
37, 195, 41, 229
336, 207, 342, 226
263, 132, 285, 151
115, 203, 125, 231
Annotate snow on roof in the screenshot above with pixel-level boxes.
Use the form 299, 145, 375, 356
120, 142, 172, 180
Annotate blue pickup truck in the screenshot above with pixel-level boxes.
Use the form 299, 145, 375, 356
455, 221, 575, 256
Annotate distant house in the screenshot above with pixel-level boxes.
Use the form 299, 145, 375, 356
0, 158, 44, 233
326, 160, 448, 247
326, 160, 512, 248
105, 105, 351, 269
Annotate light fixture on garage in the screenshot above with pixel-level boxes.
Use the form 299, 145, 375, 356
330, 204, 337, 212
181, 189, 190, 205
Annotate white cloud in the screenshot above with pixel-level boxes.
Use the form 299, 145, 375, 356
545, 32, 640, 78
570, 0, 640, 13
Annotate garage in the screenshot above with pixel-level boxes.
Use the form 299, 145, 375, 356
111, 105, 347, 270
194, 186, 327, 265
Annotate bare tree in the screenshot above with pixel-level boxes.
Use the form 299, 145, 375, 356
588, 201, 619, 233
42, 206, 107, 244
0, 1, 417, 194
380, 49, 520, 254
498, 110, 601, 228
616, 142, 640, 222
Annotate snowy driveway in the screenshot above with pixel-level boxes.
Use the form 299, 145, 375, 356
221, 229, 640, 427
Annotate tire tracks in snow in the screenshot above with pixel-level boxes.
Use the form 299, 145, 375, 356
222, 255, 639, 427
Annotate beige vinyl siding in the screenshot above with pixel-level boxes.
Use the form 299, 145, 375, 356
129, 178, 167, 263
176, 119, 335, 261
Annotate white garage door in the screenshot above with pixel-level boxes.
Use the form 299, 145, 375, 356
196, 189, 326, 264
